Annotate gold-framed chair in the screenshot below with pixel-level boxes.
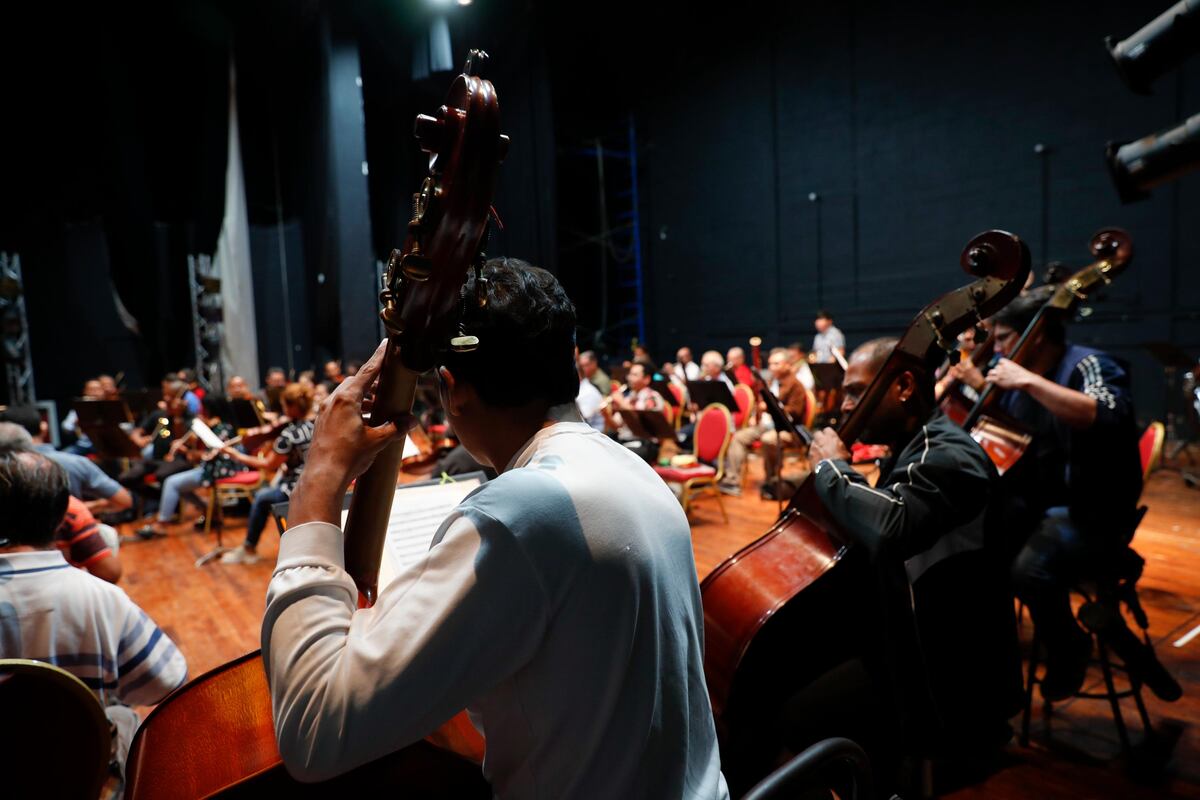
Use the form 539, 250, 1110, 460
654, 403, 733, 520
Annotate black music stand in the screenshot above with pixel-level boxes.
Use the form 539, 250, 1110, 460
73, 400, 142, 460
809, 363, 845, 427
622, 409, 677, 443
650, 379, 681, 408
760, 388, 813, 515
687, 380, 738, 414
229, 399, 264, 428
121, 389, 157, 420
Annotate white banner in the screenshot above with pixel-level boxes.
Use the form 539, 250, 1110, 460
213, 58, 260, 391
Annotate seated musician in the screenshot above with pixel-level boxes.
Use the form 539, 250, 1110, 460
260, 260, 727, 796
935, 324, 987, 402
118, 378, 195, 516
136, 378, 257, 538
700, 350, 736, 391
176, 368, 205, 415
984, 294, 1181, 702
322, 359, 345, 392
672, 346, 701, 384
787, 342, 816, 391
726, 347, 756, 386
0, 406, 133, 519
0, 422, 123, 584
802, 338, 1022, 759
578, 349, 613, 395
0, 449, 187, 778
719, 347, 809, 496
601, 361, 668, 463
220, 382, 316, 564
575, 350, 606, 432
261, 367, 288, 415
97, 373, 121, 401
61, 378, 106, 455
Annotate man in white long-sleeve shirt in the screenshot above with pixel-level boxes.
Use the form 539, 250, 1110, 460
262, 259, 728, 799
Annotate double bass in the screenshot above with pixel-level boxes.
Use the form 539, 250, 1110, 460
700, 231, 1031, 789
963, 228, 1133, 472
124, 51, 507, 799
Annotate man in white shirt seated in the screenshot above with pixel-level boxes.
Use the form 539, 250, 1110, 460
0, 449, 188, 781
574, 352, 606, 432
664, 346, 702, 387
262, 258, 728, 799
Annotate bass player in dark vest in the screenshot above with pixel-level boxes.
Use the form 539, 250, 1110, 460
802, 337, 1024, 773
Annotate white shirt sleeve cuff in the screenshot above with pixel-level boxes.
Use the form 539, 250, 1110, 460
275, 520, 346, 572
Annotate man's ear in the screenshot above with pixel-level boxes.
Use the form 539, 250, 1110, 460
895, 371, 916, 405
437, 366, 467, 417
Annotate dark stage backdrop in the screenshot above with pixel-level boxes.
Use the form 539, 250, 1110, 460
0, 0, 555, 411
633, 0, 1200, 423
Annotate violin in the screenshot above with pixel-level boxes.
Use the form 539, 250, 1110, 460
699, 231, 1030, 789
962, 228, 1133, 471
124, 50, 507, 799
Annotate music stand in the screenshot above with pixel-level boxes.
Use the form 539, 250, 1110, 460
650, 379, 681, 408
809, 363, 845, 427
621, 409, 676, 443
760, 388, 813, 515
686, 380, 738, 414
122, 389, 157, 420
201, 396, 231, 424
229, 399, 264, 428
73, 400, 142, 459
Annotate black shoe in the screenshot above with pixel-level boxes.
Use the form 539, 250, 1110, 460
1129, 645, 1183, 702
193, 516, 208, 531
1040, 631, 1091, 702
135, 525, 165, 541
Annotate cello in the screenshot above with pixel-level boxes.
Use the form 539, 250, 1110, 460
124, 51, 507, 799
700, 230, 1031, 789
962, 228, 1133, 472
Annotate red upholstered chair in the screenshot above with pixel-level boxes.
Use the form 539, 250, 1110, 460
654, 403, 733, 520
204, 469, 264, 535
1139, 421, 1165, 482
732, 383, 754, 428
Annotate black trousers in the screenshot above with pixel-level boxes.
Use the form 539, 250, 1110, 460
1011, 507, 1138, 661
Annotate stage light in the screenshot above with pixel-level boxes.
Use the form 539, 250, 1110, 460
1105, 0, 1200, 94
457, 0, 473, 5
1106, 113, 1200, 202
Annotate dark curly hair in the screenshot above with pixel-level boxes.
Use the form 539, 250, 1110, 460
438, 257, 579, 408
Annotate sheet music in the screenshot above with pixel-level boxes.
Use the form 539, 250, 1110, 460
402, 434, 420, 460
354, 477, 483, 591
190, 418, 226, 449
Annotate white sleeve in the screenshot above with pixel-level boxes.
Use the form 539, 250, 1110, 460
261, 514, 549, 782
797, 364, 815, 391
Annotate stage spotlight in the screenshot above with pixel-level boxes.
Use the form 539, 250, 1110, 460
1106, 113, 1200, 202
1105, 0, 1200, 94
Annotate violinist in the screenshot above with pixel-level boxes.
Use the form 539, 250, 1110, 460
601, 361, 667, 463
117, 378, 194, 515
720, 347, 809, 497
260, 260, 727, 796
801, 337, 1022, 760
135, 377, 257, 538
219, 382, 316, 565
986, 293, 1181, 702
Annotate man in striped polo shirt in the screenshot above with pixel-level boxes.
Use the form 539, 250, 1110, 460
0, 449, 188, 780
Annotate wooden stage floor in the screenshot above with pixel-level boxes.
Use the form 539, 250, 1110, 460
116, 458, 1200, 799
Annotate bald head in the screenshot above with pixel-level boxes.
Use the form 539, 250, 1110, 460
849, 337, 898, 374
